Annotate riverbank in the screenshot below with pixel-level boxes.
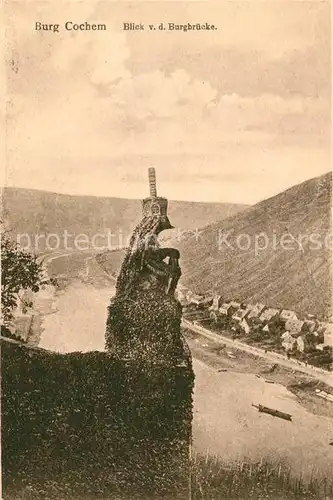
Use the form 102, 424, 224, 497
183, 318, 332, 384
184, 327, 333, 419
192, 356, 333, 479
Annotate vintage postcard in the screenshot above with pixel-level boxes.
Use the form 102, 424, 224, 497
1, 1, 332, 499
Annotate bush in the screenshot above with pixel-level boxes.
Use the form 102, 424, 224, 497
2, 341, 194, 499
1, 233, 46, 323
190, 453, 333, 499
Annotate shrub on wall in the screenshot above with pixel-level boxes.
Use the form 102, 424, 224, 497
2, 341, 194, 499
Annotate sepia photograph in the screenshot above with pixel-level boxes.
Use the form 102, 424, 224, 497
1, 1, 332, 499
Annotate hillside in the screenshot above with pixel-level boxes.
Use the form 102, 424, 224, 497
1, 187, 247, 251
177, 172, 332, 319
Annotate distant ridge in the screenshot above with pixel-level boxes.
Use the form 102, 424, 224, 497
177, 172, 332, 319
1, 186, 248, 250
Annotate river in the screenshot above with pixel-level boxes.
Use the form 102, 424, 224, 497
39, 280, 333, 478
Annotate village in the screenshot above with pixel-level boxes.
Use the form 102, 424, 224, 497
177, 286, 333, 372
6, 271, 333, 374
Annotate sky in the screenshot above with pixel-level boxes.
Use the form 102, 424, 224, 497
3, 0, 331, 204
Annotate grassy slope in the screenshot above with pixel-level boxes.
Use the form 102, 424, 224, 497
190, 453, 333, 500
177, 172, 332, 318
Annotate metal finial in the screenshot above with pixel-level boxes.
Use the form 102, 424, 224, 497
148, 167, 157, 197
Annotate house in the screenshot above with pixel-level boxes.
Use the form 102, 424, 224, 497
262, 324, 274, 334
188, 293, 205, 307
177, 284, 188, 297
209, 295, 224, 312
232, 306, 252, 322
240, 318, 251, 334
318, 323, 333, 347
296, 336, 305, 352
285, 319, 308, 337
199, 296, 214, 309
259, 308, 280, 324
229, 301, 242, 309
280, 309, 298, 323
178, 283, 188, 292
219, 302, 237, 317
244, 303, 256, 313
247, 303, 266, 321
281, 331, 296, 351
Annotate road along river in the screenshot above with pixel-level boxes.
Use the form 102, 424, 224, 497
183, 319, 333, 387
39, 278, 333, 479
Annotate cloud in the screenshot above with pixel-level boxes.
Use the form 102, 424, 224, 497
51, 30, 131, 85
213, 94, 329, 139
126, 2, 330, 98
109, 69, 217, 122
4, 0, 330, 203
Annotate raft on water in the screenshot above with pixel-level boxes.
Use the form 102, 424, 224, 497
252, 403, 292, 422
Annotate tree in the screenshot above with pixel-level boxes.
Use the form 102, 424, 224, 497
1, 232, 46, 324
